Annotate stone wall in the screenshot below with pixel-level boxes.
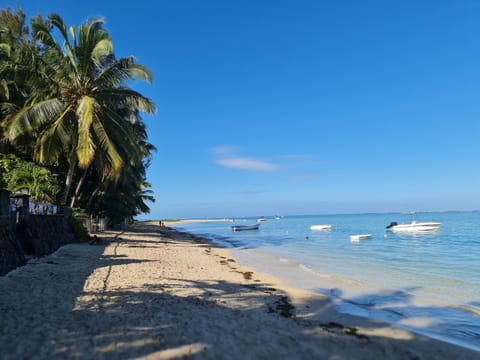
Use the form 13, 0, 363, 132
0, 216, 26, 276
16, 215, 75, 258
0, 189, 79, 276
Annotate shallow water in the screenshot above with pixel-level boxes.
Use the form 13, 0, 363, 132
174, 211, 480, 351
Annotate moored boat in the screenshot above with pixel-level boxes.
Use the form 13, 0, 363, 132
231, 223, 260, 232
350, 234, 372, 241
386, 221, 441, 233
310, 224, 332, 231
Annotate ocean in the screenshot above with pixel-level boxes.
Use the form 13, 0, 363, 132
172, 211, 480, 352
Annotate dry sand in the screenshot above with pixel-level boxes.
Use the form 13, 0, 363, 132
0, 223, 478, 359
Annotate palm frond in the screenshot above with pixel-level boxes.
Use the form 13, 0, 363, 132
35, 104, 72, 164
5, 99, 64, 141
77, 18, 109, 75
76, 95, 96, 168
91, 38, 113, 68
91, 119, 123, 177
31, 18, 63, 56
0, 43, 11, 57
48, 14, 70, 44
98, 88, 156, 114
125, 63, 153, 83
95, 56, 152, 88
0, 78, 10, 100
46, 14, 80, 76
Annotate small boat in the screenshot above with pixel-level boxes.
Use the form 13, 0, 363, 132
256, 217, 267, 222
231, 223, 260, 232
310, 224, 332, 231
350, 234, 372, 241
386, 221, 441, 233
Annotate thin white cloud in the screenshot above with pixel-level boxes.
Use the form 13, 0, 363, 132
216, 157, 279, 171
212, 146, 279, 172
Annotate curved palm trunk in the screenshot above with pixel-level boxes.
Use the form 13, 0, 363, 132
61, 139, 78, 205
70, 166, 89, 208
85, 187, 101, 212
61, 158, 76, 205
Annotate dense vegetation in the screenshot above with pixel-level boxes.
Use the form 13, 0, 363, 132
0, 7, 156, 224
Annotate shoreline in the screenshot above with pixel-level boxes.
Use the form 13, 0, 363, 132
170, 216, 480, 353
163, 219, 230, 225
231, 246, 480, 353
0, 223, 478, 359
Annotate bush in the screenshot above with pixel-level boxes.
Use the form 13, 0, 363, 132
67, 214, 91, 242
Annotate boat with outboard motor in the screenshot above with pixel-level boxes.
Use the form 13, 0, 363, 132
386, 221, 441, 233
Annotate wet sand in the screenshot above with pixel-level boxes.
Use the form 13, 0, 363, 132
0, 223, 478, 359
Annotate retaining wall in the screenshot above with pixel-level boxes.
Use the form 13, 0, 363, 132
0, 190, 78, 276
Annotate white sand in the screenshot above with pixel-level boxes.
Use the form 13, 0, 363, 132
0, 223, 478, 359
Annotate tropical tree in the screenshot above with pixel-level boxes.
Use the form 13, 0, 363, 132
3, 13, 155, 206
86, 177, 155, 226
74, 118, 156, 222
0, 156, 59, 201
0, 7, 40, 160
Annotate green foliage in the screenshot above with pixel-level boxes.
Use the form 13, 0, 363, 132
0, 155, 59, 201
67, 214, 90, 242
0, 8, 156, 223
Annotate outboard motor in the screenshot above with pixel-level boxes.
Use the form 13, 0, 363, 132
386, 221, 398, 229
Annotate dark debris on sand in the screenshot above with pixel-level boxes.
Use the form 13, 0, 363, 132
268, 295, 295, 318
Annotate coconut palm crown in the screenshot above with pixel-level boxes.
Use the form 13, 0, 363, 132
3, 13, 155, 205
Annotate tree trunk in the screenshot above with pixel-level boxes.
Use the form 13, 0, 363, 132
61, 141, 78, 205
85, 187, 100, 212
70, 166, 89, 208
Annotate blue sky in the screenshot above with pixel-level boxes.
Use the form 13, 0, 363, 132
4, 1, 480, 218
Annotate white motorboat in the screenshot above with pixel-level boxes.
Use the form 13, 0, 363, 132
310, 224, 332, 231
350, 234, 372, 241
386, 221, 441, 233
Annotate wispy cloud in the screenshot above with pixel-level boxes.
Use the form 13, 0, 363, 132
211, 146, 279, 172
216, 157, 279, 171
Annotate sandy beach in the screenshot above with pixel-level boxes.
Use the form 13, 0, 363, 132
0, 223, 478, 359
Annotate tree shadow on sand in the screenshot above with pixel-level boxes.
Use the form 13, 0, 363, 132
1, 225, 479, 359
313, 286, 480, 353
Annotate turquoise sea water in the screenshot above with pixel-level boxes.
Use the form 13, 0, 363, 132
173, 211, 480, 351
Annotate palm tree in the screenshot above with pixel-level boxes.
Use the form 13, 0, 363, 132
0, 8, 43, 160
3, 13, 155, 205
70, 111, 156, 208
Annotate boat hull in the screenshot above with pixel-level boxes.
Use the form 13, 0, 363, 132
389, 222, 441, 233
231, 224, 260, 231
310, 225, 332, 231
350, 234, 372, 241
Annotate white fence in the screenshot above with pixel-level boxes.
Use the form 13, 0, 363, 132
76, 217, 107, 232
